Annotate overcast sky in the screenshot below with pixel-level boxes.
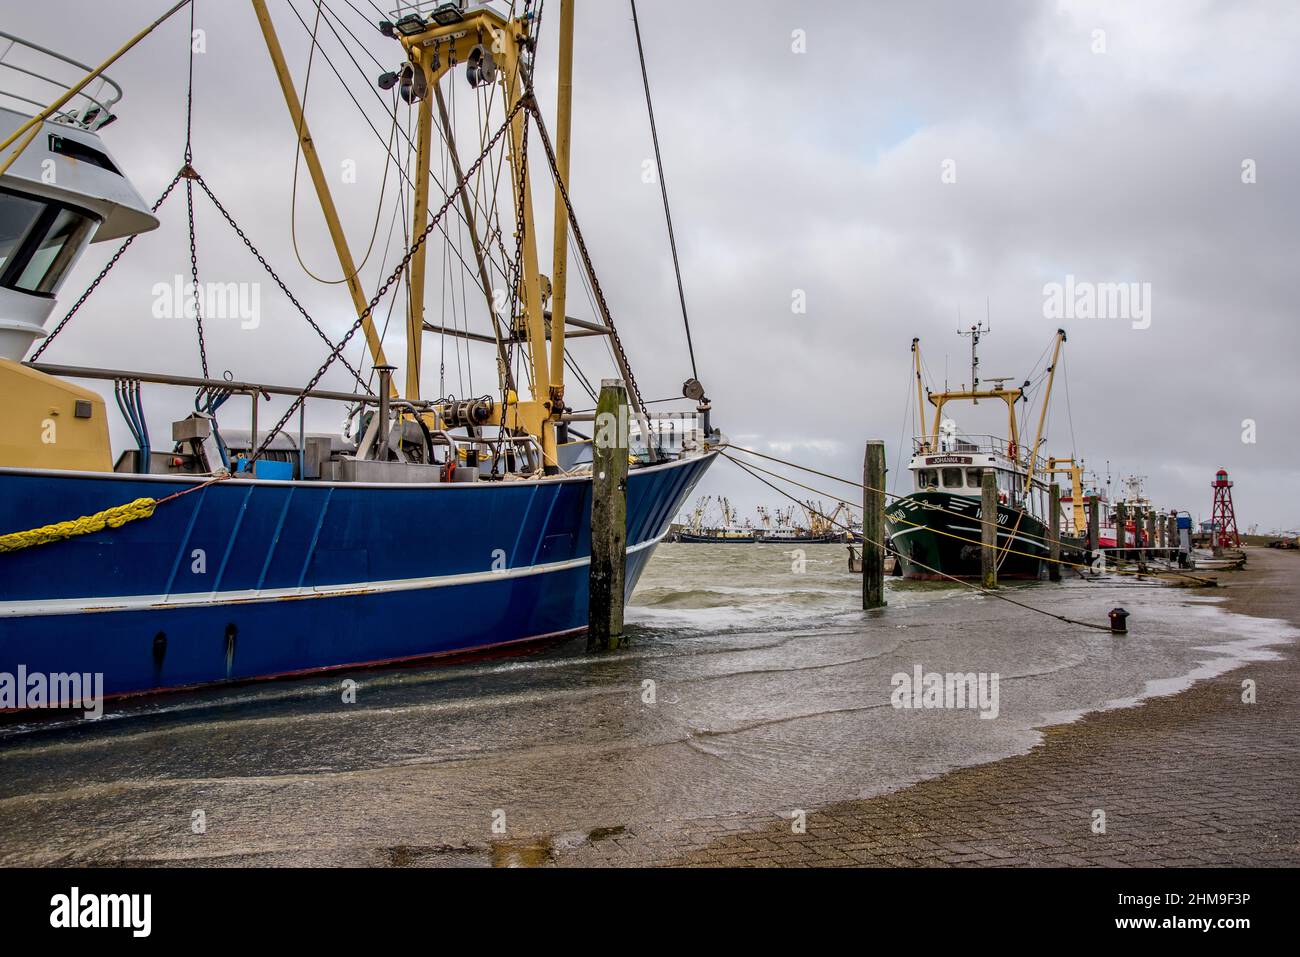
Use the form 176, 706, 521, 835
12, 0, 1299, 530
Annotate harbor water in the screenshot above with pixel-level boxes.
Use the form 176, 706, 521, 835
0, 543, 1293, 866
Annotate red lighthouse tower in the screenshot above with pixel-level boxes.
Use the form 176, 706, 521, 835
1210, 468, 1241, 549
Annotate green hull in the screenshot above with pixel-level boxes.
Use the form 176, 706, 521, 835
885, 491, 1048, 580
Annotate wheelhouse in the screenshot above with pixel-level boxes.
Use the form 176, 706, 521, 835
908, 434, 1053, 518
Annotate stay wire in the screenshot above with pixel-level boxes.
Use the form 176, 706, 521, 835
629, 0, 698, 383
723, 454, 1113, 632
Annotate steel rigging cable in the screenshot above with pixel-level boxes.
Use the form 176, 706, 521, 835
630, 0, 699, 385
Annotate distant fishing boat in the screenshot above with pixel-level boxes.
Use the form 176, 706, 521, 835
0, 2, 715, 700
671, 496, 845, 543
886, 327, 1069, 580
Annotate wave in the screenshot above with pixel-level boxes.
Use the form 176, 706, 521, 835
632, 584, 855, 610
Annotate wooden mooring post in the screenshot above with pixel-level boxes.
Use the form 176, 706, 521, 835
1147, 512, 1157, 554
863, 440, 886, 609
1116, 502, 1127, 554
589, 379, 629, 651
1048, 481, 1062, 581
981, 470, 998, 589
1088, 495, 1100, 567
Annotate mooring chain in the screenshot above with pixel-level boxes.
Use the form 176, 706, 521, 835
193, 173, 368, 389
525, 98, 649, 419
249, 96, 529, 463
509, 94, 531, 371
185, 175, 210, 378
29, 171, 186, 361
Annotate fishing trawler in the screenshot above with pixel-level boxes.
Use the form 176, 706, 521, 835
1107, 475, 1155, 548
674, 496, 757, 542
0, 1, 715, 700
757, 502, 846, 543
885, 327, 1068, 580
1058, 469, 1102, 543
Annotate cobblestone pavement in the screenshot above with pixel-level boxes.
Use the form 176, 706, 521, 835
555, 550, 1300, 867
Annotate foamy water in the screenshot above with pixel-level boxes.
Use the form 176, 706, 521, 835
0, 543, 1291, 866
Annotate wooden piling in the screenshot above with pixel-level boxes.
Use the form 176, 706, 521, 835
1167, 512, 1178, 556
588, 379, 629, 651
1048, 481, 1062, 581
863, 440, 886, 609
1116, 502, 1127, 553
1133, 506, 1148, 571
981, 470, 998, 589
1147, 512, 1157, 554
1088, 495, 1100, 565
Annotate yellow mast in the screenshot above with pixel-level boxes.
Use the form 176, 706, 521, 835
502, 27, 556, 468
547, 0, 575, 414
251, 0, 395, 392
1023, 329, 1066, 493
404, 49, 440, 401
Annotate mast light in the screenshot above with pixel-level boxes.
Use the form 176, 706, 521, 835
394, 14, 427, 36
429, 3, 466, 26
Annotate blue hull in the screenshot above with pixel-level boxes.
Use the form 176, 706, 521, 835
0, 453, 713, 698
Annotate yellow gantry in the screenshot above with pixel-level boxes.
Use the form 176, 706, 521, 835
254, 2, 575, 468
393, 5, 570, 470
1045, 456, 1087, 531
927, 387, 1024, 455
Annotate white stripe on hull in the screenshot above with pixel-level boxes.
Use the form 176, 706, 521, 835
888, 523, 1046, 554
0, 531, 667, 619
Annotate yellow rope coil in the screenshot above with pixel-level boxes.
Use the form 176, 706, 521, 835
0, 498, 157, 554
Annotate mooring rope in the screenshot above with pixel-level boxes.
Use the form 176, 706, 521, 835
0, 473, 228, 555
721, 453, 1115, 632
716, 443, 1201, 583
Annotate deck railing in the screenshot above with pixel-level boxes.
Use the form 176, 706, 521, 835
0, 32, 122, 130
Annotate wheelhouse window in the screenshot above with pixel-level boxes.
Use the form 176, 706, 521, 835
941, 467, 963, 488
966, 467, 984, 487
0, 192, 45, 274
916, 469, 938, 488
0, 189, 99, 295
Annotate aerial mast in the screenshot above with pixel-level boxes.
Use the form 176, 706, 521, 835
957, 315, 989, 402
911, 337, 928, 451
